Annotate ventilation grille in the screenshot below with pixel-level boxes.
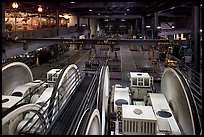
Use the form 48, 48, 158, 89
122, 119, 156, 134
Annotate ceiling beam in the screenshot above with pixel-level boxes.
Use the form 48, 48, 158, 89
158, 12, 189, 17
81, 14, 142, 19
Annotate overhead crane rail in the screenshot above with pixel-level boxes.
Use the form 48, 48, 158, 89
16, 38, 190, 46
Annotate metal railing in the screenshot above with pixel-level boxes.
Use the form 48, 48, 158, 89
174, 67, 202, 135
176, 63, 202, 126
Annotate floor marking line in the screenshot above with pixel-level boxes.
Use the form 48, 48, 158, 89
75, 50, 90, 64
120, 46, 123, 81
128, 47, 137, 71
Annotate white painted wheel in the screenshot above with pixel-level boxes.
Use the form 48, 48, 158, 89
2, 104, 43, 135
50, 64, 80, 121
161, 67, 200, 135
85, 109, 101, 135
96, 66, 109, 135
2, 62, 33, 95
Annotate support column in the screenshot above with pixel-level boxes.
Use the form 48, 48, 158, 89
130, 23, 133, 36
135, 19, 138, 36
192, 2, 200, 72
2, 2, 5, 33
77, 15, 80, 29
88, 18, 90, 38
142, 17, 144, 38
56, 10, 59, 36
154, 12, 158, 39
90, 19, 97, 39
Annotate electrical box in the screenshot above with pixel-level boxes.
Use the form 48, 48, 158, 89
122, 105, 157, 135
47, 69, 62, 83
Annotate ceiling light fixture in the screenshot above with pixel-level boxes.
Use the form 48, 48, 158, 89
171, 25, 175, 29
89, 9, 92, 12
146, 25, 151, 28
38, 6, 43, 12
124, 13, 127, 16
98, 13, 100, 16
126, 8, 130, 11
70, 2, 75, 4
12, 2, 18, 9
157, 26, 161, 29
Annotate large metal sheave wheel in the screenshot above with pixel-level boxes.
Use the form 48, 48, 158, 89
161, 67, 201, 135
2, 62, 33, 95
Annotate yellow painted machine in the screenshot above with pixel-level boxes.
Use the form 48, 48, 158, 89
165, 58, 177, 67
167, 46, 173, 54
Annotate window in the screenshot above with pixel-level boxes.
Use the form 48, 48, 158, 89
144, 78, 149, 86
132, 78, 137, 86
138, 78, 143, 86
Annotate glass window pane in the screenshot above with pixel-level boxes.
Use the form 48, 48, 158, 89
132, 78, 137, 86
144, 78, 149, 86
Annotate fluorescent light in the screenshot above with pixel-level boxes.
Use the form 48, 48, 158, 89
170, 7, 175, 9
70, 2, 75, 4
121, 19, 125, 21
140, 36, 143, 39
157, 26, 161, 29
146, 25, 151, 28
89, 9, 92, 12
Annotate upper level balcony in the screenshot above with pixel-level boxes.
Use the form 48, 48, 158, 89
2, 26, 90, 39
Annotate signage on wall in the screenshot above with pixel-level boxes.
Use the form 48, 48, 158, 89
96, 41, 117, 45
157, 42, 181, 45
63, 40, 84, 44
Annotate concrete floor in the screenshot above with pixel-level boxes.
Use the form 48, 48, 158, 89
30, 43, 163, 93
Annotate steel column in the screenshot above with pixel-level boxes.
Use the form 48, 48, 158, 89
135, 19, 138, 36
142, 17, 144, 38
192, 2, 200, 73
2, 2, 5, 33
77, 15, 80, 29
154, 12, 158, 39
56, 10, 59, 36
